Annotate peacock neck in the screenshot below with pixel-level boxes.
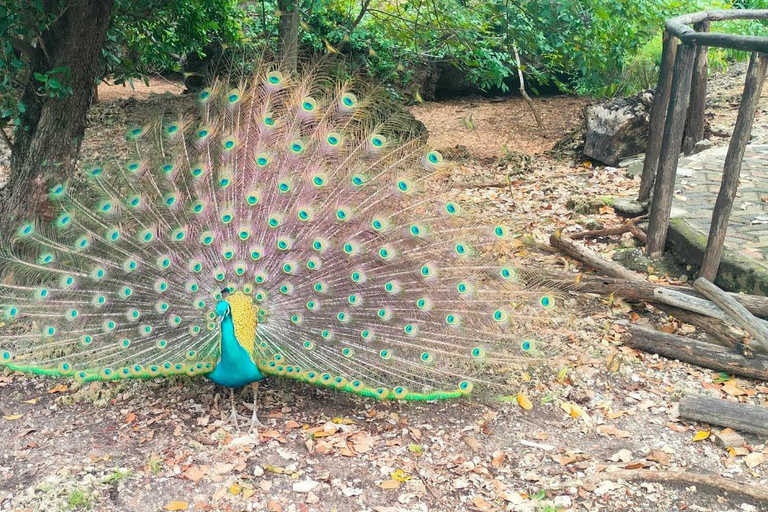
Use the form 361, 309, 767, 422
219, 316, 239, 362
206, 315, 265, 387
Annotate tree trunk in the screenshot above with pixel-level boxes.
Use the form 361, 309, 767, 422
278, 0, 299, 73
3, 0, 114, 222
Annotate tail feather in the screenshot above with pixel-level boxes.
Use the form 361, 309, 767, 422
0, 63, 569, 398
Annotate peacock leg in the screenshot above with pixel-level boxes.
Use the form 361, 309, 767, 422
247, 382, 266, 433
228, 388, 241, 430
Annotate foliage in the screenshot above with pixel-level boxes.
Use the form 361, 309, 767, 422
1, 0, 767, 132
0, 0, 245, 134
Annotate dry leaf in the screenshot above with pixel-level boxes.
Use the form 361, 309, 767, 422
516, 392, 533, 410
464, 436, 483, 452
125, 412, 136, 424
184, 466, 205, 483
609, 449, 633, 463
379, 479, 401, 490
721, 380, 748, 396
472, 496, 493, 510
744, 452, 764, 469
164, 502, 189, 511
3, 414, 22, 421
598, 424, 631, 439
692, 431, 710, 442
48, 384, 68, 394
390, 469, 411, 482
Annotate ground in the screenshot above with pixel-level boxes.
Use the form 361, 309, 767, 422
1, 72, 767, 512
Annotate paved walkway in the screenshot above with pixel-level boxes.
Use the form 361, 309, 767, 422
673, 144, 768, 266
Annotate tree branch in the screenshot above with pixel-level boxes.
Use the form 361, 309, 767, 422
513, 43, 543, 129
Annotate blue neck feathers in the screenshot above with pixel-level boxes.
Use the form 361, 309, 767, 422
206, 315, 265, 388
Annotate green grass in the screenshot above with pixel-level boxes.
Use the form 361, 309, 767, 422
67, 489, 91, 510
102, 468, 131, 485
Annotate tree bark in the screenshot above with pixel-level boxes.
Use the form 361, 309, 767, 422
278, 0, 300, 73
3, 0, 114, 222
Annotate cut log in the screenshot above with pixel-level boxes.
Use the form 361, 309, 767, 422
679, 395, 768, 436
695, 277, 768, 353
625, 324, 768, 381
583, 91, 653, 166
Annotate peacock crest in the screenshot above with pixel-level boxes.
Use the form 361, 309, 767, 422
0, 64, 565, 400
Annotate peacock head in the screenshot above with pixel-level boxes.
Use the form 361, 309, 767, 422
215, 300, 232, 324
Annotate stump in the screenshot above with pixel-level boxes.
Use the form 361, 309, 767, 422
583, 91, 653, 166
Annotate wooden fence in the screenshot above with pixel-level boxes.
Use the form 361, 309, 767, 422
640, 10, 768, 281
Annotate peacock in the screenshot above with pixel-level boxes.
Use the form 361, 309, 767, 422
0, 63, 566, 431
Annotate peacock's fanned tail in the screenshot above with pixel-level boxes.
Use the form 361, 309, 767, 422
0, 64, 565, 399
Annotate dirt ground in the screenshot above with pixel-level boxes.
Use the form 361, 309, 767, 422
1, 71, 767, 512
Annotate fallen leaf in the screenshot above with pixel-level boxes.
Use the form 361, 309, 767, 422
744, 452, 764, 469
379, 479, 401, 490
517, 392, 533, 410
47, 384, 68, 394
692, 430, 710, 442
598, 424, 631, 439
3, 414, 22, 421
472, 496, 492, 510
184, 466, 205, 483
721, 380, 748, 396
164, 502, 189, 511
609, 449, 633, 463
390, 469, 411, 482
464, 436, 483, 452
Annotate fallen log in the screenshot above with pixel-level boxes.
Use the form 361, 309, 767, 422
550, 231, 768, 354
625, 324, 768, 380
695, 277, 768, 353
568, 469, 768, 503
551, 274, 768, 320
679, 395, 768, 436
550, 230, 639, 281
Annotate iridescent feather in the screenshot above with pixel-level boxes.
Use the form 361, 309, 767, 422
0, 63, 568, 400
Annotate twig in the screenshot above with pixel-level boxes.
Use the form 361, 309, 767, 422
561, 469, 768, 502
513, 43, 543, 129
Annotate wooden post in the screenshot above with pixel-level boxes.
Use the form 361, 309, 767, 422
699, 52, 768, 281
682, 20, 710, 154
639, 31, 678, 202
646, 43, 697, 257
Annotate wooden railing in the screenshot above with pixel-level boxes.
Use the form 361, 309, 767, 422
640, 9, 768, 281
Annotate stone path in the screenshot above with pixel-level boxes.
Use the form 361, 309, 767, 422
673, 144, 768, 265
